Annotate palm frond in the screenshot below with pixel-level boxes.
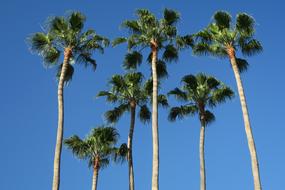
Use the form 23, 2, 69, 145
168, 88, 187, 101
206, 76, 220, 89
43, 47, 61, 65
163, 8, 180, 25
125, 72, 143, 85
204, 110, 215, 125
112, 143, 128, 164
156, 60, 168, 79
123, 51, 143, 70
56, 63, 74, 83
110, 74, 126, 88
236, 13, 255, 36
122, 20, 141, 34
49, 16, 68, 36
69, 11, 86, 32
168, 105, 197, 121
176, 35, 194, 49
64, 135, 89, 159
138, 104, 151, 124
105, 104, 130, 123
213, 11, 231, 29
162, 44, 178, 62
235, 58, 249, 73
240, 39, 263, 56
181, 74, 197, 90
28, 32, 51, 52
192, 42, 211, 56
97, 91, 118, 103
209, 86, 234, 107
76, 52, 97, 71
112, 37, 127, 46
157, 94, 169, 108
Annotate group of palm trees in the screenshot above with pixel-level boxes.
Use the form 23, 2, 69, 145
28, 8, 263, 190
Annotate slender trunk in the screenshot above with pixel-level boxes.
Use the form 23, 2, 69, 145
92, 158, 100, 190
199, 125, 206, 190
227, 47, 262, 190
52, 47, 72, 190
151, 40, 159, 190
128, 103, 136, 190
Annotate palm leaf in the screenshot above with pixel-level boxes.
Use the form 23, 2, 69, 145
204, 110, 215, 125
168, 105, 197, 121
235, 58, 249, 73
123, 51, 143, 70
162, 44, 178, 62
69, 11, 86, 32
138, 104, 151, 123
213, 11, 231, 29
157, 94, 169, 107
105, 104, 129, 123
163, 8, 180, 25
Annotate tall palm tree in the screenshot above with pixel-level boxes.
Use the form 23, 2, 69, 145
28, 11, 109, 190
168, 73, 234, 190
64, 126, 127, 190
113, 9, 191, 190
97, 72, 168, 190
192, 11, 263, 189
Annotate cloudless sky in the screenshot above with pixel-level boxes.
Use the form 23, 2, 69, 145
0, 0, 284, 189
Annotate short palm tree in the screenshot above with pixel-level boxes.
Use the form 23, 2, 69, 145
64, 126, 127, 190
168, 73, 234, 190
192, 11, 263, 189
97, 72, 168, 190
28, 11, 109, 190
113, 9, 191, 190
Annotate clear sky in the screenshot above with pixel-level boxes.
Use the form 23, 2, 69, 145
0, 0, 284, 189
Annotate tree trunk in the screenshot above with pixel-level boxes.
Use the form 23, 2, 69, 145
128, 103, 136, 190
199, 125, 206, 190
228, 48, 262, 190
92, 158, 100, 190
151, 40, 159, 190
52, 47, 72, 190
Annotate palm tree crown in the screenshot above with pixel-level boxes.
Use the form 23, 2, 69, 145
97, 72, 168, 123
28, 11, 109, 81
113, 8, 192, 75
168, 73, 234, 124
64, 126, 127, 169
193, 11, 262, 72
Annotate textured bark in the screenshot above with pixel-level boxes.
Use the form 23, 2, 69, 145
151, 40, 159, 190
228, 47, 262, 190
199, 125, 206, 190
52, 47, 72, 190
128, 102, 136, 190
92, 158, 100, 190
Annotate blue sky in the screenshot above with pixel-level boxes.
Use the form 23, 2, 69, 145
0, 0, 284, 189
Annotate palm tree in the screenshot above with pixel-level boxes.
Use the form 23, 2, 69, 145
28, 11, 109, 190
97, 72, 168, 190
192, 11, 263, 189
64, 126, 127, 190
113, 9, 192, 190
168, 73, 234, 190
